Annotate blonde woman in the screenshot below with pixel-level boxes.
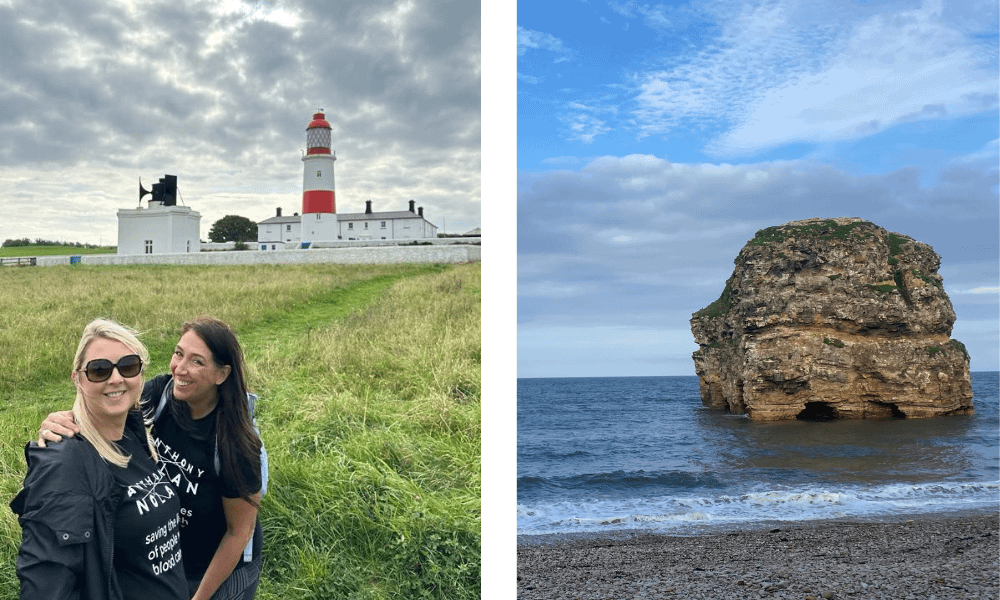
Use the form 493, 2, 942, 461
11, 318, 187, 600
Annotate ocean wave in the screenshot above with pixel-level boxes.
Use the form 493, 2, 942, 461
517, 480, 1000, 536
738, 490, 846, 506
517, 469, 725, 494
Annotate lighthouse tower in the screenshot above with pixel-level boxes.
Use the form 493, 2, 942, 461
301, 110, 339, 244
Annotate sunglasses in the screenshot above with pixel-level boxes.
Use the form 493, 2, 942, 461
81, 354, 144, 383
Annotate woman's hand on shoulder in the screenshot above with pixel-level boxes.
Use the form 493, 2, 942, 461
37, 411, 79, 447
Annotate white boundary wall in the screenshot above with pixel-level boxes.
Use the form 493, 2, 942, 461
36, 244, 480, 267
204, 238, 479, 251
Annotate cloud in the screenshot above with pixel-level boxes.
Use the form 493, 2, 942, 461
609, 0, 714, 38
951, 286, 1000, 295
520, 153, 997, 252
564, 110, 613, 144
607, 1, 638, 19
517, 26, 571, 61
626, 0, 998, 157
516, 26, 571, 87
0, 0, 481, 243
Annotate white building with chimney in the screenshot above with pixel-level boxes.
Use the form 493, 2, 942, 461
336, 200, 437, 241
117, 174, 201, 255
256, 200, 438, 250
257, 207, 301, 249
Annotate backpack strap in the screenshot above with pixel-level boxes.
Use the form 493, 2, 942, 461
220, 391, 267, 563
152, 376, 172, 423
214, 393, 264, 488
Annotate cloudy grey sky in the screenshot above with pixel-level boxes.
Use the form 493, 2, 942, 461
518, 0, 998, 377
0, 0, 481, 244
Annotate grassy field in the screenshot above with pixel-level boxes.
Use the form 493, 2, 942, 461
0, 261, 480, 599
0, 245, 116, 257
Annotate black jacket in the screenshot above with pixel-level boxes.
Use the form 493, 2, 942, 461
9, 411, 149, 600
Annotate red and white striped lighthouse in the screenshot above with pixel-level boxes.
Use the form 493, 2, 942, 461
302, 111, 336, 213
301, 110, 339, 243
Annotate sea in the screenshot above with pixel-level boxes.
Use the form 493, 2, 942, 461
517, 372, 999, 537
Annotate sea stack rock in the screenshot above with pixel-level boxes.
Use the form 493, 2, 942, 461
690, 217, 973, 420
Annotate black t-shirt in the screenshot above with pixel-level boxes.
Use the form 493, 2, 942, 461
110, 431, 188, 599
144, 375, 262, 579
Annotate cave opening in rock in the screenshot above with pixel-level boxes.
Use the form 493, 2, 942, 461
796, 401, 838, 421
877, 402, 906, 419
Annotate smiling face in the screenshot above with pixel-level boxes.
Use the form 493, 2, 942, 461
73, 337, 143, 427
170, 330, 231, 410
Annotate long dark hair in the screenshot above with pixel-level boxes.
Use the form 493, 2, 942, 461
179, 317, 262, 504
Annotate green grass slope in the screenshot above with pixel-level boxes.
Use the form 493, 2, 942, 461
0, 262, 481, 599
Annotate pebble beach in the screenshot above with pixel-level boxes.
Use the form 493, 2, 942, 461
517, 513, 999, 599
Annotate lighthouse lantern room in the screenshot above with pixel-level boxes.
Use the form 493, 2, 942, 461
301, 110, 339, 243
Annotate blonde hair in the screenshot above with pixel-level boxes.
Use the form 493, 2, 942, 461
72, 318, 157, 468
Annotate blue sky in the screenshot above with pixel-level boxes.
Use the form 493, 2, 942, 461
517, 0, 999, 377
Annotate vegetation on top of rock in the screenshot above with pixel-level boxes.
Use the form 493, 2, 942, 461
928, 339, 971, 360
911, 268, 942, 288
867, 283, 898, 293
746, 219, 874, 248
694, 279, 733, 319
886, 232, 911, 265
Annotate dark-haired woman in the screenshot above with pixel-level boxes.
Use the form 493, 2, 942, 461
41, 317, 264, 600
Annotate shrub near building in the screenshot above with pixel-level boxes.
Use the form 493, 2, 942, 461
209, 215, 259, 242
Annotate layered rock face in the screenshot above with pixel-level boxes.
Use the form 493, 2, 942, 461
690, 217, 973, 421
